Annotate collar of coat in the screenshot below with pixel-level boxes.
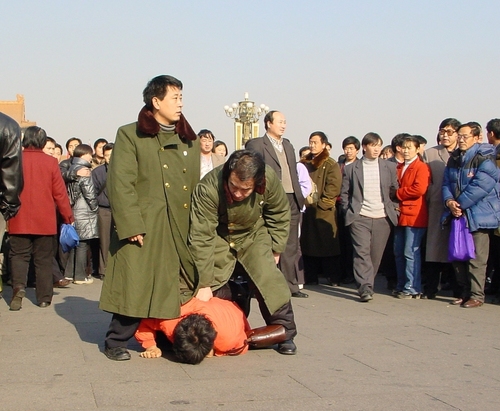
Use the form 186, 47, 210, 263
303, 148, 330, 170
137, 105, 197, 141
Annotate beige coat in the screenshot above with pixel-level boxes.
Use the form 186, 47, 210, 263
423, 145, 452, 262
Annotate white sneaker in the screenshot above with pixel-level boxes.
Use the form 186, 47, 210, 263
73, 277, 94, 285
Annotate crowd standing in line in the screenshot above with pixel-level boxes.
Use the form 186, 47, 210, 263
1, 78, 500, 364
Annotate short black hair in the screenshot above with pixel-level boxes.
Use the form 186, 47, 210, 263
402, 135, 421, 149
459, 122, 481, 138
198, 129, 215, 140
173, 314, 216, 365
143, 75, 183, 109
263, 110, 278, 131
223, 149, 265, 185
342, 136, 361, 150
45, 136, 56, 145
65, 137, 82, 151
362, 132, 383, 147
391, 133, 411, 152
486, 118, 500, 140
213, 140, 228, 156
23, 126, 47, 149
439, 118, 461, 131
55, 143, 63, 153
103, 142, 114, 153
93, 138, 108, 149
299, 146, 310, 157
309, 131, 328, 144
72, 144, 93, 158
414, 135, 427, 146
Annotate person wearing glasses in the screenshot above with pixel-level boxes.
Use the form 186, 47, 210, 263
442, 122, 500, 308
421, 119, 460, 299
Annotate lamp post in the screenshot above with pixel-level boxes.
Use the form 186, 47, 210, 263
224, 92, 269, 150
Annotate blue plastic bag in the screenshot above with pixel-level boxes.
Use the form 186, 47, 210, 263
60, 224, 79, 253
448, 216, 475, 262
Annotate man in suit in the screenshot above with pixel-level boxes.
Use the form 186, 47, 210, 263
340, 133, 399, 302
246, 111, 307, 298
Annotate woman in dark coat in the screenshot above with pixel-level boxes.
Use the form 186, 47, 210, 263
301, 131, 342, 285
65, 144, 99, 284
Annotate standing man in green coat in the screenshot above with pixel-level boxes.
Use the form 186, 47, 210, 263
100, 75, 200, 361
189, 150, 298, 355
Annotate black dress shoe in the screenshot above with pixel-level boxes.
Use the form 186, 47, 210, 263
104, 346, 131, 361
277, 339, 297, 355
291, 291, 308, 298
38, 302, 51, 308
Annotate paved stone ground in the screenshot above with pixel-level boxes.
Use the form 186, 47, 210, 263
1, 277, 499, 411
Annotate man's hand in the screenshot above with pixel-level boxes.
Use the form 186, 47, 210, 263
447, 199, 463, 218
140, 345, 162, 359
195, 286, 213, 301
128, 234, 144, 246
76, 168, 91, 177
273, 252, 280, 265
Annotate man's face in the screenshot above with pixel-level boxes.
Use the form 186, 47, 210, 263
200, 135, 214, 155
343, 144, 359, 162
363, 142, 382, 159
266, 112, 286, 139
228, 172, 255, 202
54, 147, 62, 160
152, 86, 183, 125
43, 141, 55, 157
67, 139, 80, 157
103, 149, 112, 164
457, 126, 478, 151
300, 149, 311, 161
309, 135, 326, 155
402, 141, 419, 160
439, 126, 458, 150
95, 142, 106, 158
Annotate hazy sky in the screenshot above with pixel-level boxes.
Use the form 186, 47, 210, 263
2, 0, 499, 158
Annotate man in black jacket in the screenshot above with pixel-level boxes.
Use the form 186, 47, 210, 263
246, 111, 307, 298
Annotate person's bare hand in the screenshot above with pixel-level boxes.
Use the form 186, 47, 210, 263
273, 252, 280, 265
195, 286, 213, 301
447, 200, 463, 218
140, 346, 162, 359
128, 234, 144, 246
76, 168, 90, 177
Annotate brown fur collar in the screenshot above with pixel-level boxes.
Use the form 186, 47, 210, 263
303, 148, 330, 170
137, 105, 197, 141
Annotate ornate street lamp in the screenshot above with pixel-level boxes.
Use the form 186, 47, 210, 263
224, 92, 269, 150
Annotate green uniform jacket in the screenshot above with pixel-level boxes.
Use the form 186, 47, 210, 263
99, 119, 200, 319
189, 165, 291, 314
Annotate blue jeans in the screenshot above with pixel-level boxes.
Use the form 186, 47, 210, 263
394, 226, 426, 294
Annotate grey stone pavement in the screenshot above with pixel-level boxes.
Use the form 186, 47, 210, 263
1, 276, 500, 411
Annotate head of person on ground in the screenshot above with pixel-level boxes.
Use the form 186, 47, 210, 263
308, 131, 329, 158
222, 150, 266, 203
66, 137, 82, 158
42, 136, 57, 157
198, 129, 215, 156
362, 132, 383, 160
172, 314, 217, 364
486, 118, 500, 147
414, 135, 427, 156
264, 111, 286, 141
437, 118, 460, 151
342, 136, 360, 164
401, 135, 421, 162
457, 122, 481, 152
391, 133, 411, 162
380, 145, 394, 159
143, 75, 183, 126
213, 140, 228, 157
23, 126, 47, 150
102, 142, 114, 165
93, 138, 108, 162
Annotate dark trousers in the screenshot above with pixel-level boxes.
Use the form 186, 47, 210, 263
349, 216, 391, 296
65, 240, 89, 281
10, 234, 54, 304
277, 194, 300, 293
303, 255, 337, 284
220, 262, 297, 340
336, 206, 354, 282
98, 207, 112, 276
422, 262, 448, 297
105, 314, 141, 349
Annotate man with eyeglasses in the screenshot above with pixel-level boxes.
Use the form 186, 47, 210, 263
421, 119, 460, 299
442, 122, 500, 308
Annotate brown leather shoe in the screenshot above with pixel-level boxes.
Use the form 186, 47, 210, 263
10, 288, 26, 311
462, 299, 483, 308
53, 279, 71, 288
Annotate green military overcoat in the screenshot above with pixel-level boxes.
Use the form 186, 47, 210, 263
99, 109, 200, 319
189, 165, 292, 314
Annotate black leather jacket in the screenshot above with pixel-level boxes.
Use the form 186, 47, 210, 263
0, 112, 23, 220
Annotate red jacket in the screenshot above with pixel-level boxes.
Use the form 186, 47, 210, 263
396, 157, 430, 228
9, 148, 73, 235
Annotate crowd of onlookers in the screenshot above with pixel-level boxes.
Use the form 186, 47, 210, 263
2, 109, 500, 312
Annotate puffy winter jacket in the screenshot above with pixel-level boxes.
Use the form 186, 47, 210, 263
67, 157, 99, 240
442, 143, 500, 232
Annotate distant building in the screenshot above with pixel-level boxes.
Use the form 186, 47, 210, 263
0, 94, 36, 131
